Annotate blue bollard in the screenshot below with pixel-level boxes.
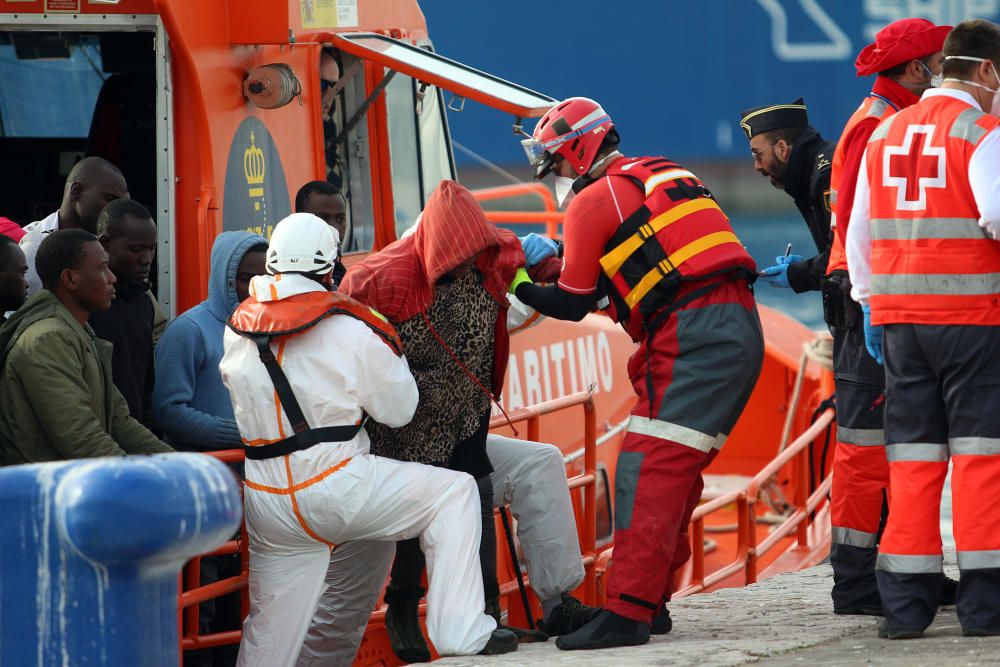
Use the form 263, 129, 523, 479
0, 453, 242, 667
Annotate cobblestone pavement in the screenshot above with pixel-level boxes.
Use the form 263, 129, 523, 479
424, 556, 998, 666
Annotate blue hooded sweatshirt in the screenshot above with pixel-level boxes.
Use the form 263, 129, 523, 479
152, 231, 268, 450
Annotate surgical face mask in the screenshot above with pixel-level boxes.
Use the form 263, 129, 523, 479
920, 61, 943, 88
943, 55, 1000, 115
554, 176, 577, 208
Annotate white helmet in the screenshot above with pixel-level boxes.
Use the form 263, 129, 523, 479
266, 213, 340, 276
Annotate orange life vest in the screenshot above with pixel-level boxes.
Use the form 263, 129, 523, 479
228, 290, 403, 459
596, 157, 755, 330
827, 95, 897, 274
866, 95, 1000, 325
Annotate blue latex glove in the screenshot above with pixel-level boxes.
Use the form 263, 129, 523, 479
757, 253, 805, 289
520, 233, 559, 267
861, 302, 884, 365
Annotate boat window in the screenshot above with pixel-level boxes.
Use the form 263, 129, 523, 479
0, 34, 104, 138
385, 71, 457, 238
418, 82, 454, 205
338, 51, 375, 253
385, 71, 422, 238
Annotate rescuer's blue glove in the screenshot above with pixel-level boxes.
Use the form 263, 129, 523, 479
520, 233, 559, 267
861, 302, 884, 365
757, 254, 804, 289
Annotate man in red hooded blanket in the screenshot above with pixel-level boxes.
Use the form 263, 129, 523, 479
340, 179, 526, 662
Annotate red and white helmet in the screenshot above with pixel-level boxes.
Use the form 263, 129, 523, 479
522, 97, 614, 179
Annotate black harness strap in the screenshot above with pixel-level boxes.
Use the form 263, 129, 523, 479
244, 335, 363, 461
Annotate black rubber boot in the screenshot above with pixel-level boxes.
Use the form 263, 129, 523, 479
478, 628, 519, 655
384, 585, 430, 664
555, 609, 650, 651
536, 593, 601, 636
485, 594, 549, 642
877, 619, 924, 640
834, 590, 884, 616
651, 604, 672, 634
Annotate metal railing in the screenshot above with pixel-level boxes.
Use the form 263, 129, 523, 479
489, 391, 598, 603
177, 391, 598, 654
674, 407, 835, 598
471, 182, 564, 238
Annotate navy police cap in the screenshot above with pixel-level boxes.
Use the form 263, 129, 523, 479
739, 98, 808, 139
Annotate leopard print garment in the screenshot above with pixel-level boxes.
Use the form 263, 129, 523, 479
367, 270, 497, 466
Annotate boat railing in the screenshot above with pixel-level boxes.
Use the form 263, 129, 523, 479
177, 390, 598, 655
674, 406, 835, 598
472, 182, 565, 239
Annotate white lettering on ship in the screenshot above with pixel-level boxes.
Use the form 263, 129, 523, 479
500, 332, 615, 413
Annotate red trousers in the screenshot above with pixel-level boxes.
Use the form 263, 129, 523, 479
605, 281, 763, 623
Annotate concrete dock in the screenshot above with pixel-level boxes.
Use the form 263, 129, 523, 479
426, 554, 998, 666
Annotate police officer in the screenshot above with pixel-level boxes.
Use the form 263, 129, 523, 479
740, 99, 834, 292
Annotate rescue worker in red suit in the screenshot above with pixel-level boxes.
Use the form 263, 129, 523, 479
846, 19, 1000, 638
512, 98, 764, 650
824, 18, 953, 617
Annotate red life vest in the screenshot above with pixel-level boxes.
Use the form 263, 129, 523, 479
596, 157, 755, 331
228, 290, 403, 459
866, 95, 1000, 325
827, 94, 897, 274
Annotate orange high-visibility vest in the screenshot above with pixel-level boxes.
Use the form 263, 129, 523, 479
866, 94, 1000, 325
827, 95, 897, 274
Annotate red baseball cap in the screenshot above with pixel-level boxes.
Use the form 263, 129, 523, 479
0, 217, 25, 243
855, 18, 952, 76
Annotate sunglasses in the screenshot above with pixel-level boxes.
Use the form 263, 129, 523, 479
320, 79, 337, 93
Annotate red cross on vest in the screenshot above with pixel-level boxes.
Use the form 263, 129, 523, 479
882, 124, 946, 211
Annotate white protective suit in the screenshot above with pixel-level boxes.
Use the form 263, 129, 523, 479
297, 295, 584, 666
220, 273, 496, 667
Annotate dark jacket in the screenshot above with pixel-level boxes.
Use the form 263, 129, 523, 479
89, 282, 166, 427
783, 125, 835, 293
0, 290, 171, 464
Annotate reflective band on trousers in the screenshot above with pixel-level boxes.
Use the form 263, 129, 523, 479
876, 553, 943, 573
627, 415, 721, 453
832, 526, 878, 548
949, 436, 1000, 456
838, 427, 885, 446
871, 217, 987, 241
886, 443, 948, 462
871, 272, 1000, 296
957, 549, 1000, 570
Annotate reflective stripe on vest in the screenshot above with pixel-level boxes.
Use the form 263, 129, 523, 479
595, 157, 754, 325
866, 96, 1000, 325
827, 95, 897, 274
871, 216, 986, 240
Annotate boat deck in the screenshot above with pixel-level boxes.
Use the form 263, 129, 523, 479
424, 551, 996, 666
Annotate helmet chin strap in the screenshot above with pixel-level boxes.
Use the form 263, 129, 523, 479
572, 150, 623, 193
